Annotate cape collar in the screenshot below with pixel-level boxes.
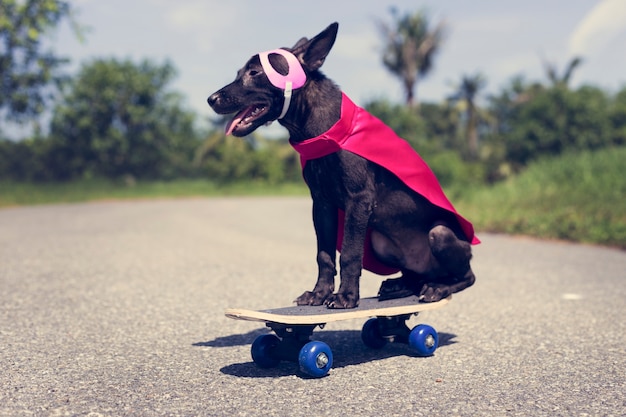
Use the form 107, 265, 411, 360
289, 93, 356, 160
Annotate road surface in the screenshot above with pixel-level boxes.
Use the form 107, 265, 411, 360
1, 198, 624, 416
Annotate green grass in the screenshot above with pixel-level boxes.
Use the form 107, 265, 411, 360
2, 147, 624, 249
0, 179, 308, 207
453, 147, 626, 248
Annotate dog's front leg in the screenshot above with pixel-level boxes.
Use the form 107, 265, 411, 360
295, 198, 337, 306
325, 197, 371, 309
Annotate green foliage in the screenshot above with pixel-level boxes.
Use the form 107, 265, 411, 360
0, 0, 80, 124
193, 132, 301, 184
480, 80, 626, 182
609, 88, 626, 145
0, 136, 54, 180
503, 85, 612, 164
427, 151, 485, 193
0, 178, 308, 207
454, 147, 626, 248
46, 58, 200, 180
447, 73, 488, 158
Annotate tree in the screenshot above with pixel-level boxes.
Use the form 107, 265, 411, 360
542, 56, 583, 88
47, 58, 199, 180
0, 0, 81, 127
376, 8, 446, 106
193, 132, 297, 184
448, 73, 487, 158
497, 84, 612, 167
609, 87, 626, 145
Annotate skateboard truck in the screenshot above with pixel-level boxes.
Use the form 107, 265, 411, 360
252, 322, 333, 378
375, 314, 414, 344
264, 323, 318, 363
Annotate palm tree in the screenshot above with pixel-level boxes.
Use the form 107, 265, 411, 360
376, 8, 446, 107
449, 73, 487, 158
542, 56, 583, 88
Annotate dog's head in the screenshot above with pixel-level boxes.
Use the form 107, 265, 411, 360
207, 22, 338, 137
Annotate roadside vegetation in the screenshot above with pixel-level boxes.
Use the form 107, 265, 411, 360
1, 147, 623, 249
1, 2, 624, 249
0, 179, 309, 207
454, 147, 626, 248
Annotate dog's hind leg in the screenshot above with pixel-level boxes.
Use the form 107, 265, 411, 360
419, 224, 475, 302
419, 267, 476, 302
377, 224, 475, 302
429, 224, 472, 274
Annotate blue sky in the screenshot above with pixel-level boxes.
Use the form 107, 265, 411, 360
52, 0, 626, 134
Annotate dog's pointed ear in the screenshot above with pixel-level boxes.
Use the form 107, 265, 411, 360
293, 22, 339, 72
292, 37, 309, 50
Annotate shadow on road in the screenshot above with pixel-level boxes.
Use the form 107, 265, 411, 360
192, 328, 270, 348
194, 329, 457, 378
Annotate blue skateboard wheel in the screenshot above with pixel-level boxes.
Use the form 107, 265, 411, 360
298, 341, 333, 378
408, 324, 439, 356
361, 318, 387, 349
251, 334, 280, 368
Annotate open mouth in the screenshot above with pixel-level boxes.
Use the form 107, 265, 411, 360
225, 104, 269, 136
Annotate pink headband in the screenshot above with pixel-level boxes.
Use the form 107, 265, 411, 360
258, 49, 307, 89
258, 49, 307, 119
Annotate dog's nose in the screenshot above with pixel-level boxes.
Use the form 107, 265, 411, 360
207, 92, 220, 107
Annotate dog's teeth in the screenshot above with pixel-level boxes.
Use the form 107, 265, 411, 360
225, 105, 265, 135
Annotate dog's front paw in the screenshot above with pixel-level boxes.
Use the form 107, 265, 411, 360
295, 290, 330, 306
325, 292, 359, 309
419, 283, 451, 303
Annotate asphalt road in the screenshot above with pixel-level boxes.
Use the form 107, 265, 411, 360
1, 197, 624, 416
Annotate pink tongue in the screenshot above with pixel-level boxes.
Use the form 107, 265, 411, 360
225, 107, 251, 136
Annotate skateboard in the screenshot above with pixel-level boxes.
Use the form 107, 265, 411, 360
225, 295, 450, 378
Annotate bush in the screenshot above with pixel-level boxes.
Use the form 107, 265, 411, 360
46, 58, 201, 180
455, 146, 626, 248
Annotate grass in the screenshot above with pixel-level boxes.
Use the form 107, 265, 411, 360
453, 147, 626, 249
0, 179, 308, 207
1, 147, 624, 249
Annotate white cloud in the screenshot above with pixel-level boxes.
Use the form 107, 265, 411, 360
334, 31, 380, 60
163, 1, 239, 54
166, 1, 237, 31
169, 4, 207, 29
451, 14, 524, 35
569, 0, 626, 56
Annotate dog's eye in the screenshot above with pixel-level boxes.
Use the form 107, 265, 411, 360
248, 70, 260, 77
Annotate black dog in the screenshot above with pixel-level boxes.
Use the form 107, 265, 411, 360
208, 22, 479, 309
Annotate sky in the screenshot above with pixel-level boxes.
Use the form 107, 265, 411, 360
47, 0, 626, 136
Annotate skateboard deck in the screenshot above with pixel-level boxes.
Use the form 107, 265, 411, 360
224, 295, 450, 378
225, 295, 450, 325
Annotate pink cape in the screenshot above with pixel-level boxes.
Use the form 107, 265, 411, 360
290, 93, 479, 275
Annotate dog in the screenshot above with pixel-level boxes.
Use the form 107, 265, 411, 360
208, 22, 479, 309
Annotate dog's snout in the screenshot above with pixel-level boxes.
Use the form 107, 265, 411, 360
207, 92, 220, 107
